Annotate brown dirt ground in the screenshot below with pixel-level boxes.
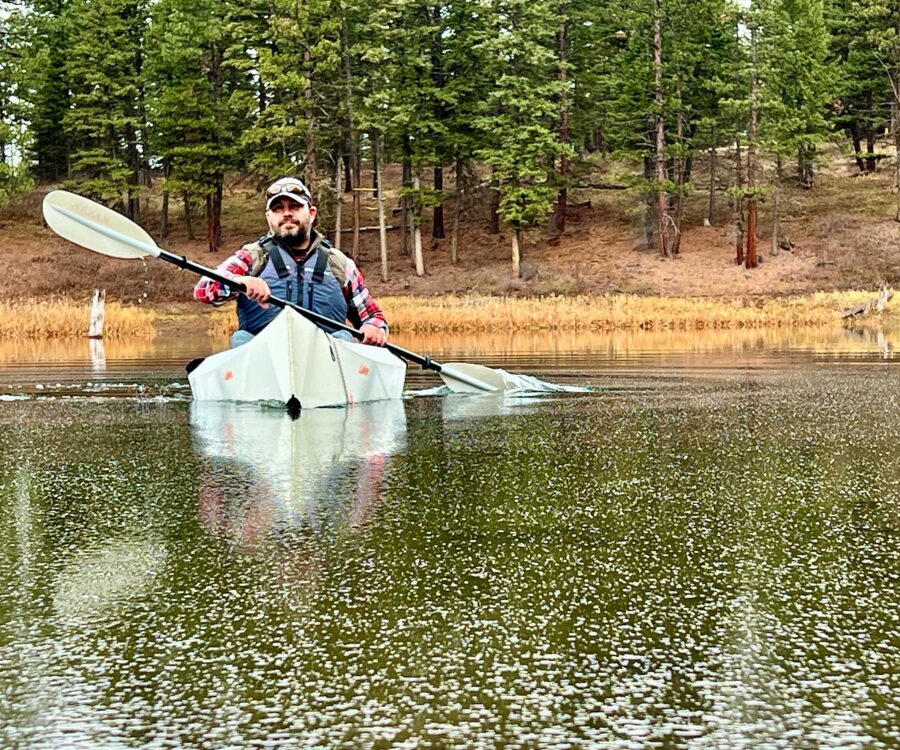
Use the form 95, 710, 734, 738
3, 150, 900, 308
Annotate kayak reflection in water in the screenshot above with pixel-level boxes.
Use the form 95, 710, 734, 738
192, 400, 407, 548
193, 177, 389, 349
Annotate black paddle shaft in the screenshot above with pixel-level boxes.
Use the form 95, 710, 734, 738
158, 248, 441, 373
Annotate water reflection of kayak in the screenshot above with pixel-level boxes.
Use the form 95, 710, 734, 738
190, 400, 407, 540
188, 308, 407, 409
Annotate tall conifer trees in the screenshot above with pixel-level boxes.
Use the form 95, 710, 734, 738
475, 0, 568, 276
7, 0, 900, 266
65, 0, 146, 208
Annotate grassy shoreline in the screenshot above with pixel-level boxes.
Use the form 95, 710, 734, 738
0, 291, 890, 340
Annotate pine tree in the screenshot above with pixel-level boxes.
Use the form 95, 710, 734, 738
145, 0, 249, 249
27, 0, 73, 181
64, 0, 147, 207
0, 4, 33, 205
755, 0, 833, 255
241, 0, 343, 198
828, 0, 891, 172
850, 0, 900, 219
474, 0, 568, 277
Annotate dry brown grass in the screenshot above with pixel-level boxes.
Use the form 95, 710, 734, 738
0, 299, 157, 339
1, 290, 891, 339
382, 291, 876, 332
180, 291, 885, 341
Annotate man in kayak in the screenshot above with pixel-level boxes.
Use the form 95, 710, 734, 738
194, 177, 389, 348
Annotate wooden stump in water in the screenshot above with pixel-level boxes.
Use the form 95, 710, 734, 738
88, 289, 106, 338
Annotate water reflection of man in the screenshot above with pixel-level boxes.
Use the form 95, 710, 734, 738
193, 402, 406, 548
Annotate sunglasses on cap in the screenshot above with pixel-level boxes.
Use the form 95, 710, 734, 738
265, 178, 312, 208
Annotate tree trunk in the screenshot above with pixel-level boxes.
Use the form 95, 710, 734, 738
343, 153, 352, 193
159, 158, 170, 239
334, 152, 343, 249
184, 192, 194, 241
798, 146, 815, 189
734, 137, 744, 266
745, 23, 759, 270
771, 154, 782, 257
653, 0, 670, 258
351, 135, 361, 257
707, 128, 717, 225
512, 229, 521, 278
214, 180, 223, 249
206, 180, 223, 253
401, 155, 411, 256
342, 18, 360, 257
430, 4, 446, 241
433, 165, 445, 239
489, 180, 500, 234
304, 48, 317, 194
125, 123, 139, 221
865, 91, 877, 172
672, 106, 686, 255
412, 170, 425, 276
892, 16, 900, 222
554, 19, 569, 235
847, 122, 865, 172
88, 289, 105, 338
375, 135, 389, 281
451, 155, 462, 265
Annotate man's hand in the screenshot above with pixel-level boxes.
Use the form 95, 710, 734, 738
359, 324, 388, 346
241, 276, 271, 307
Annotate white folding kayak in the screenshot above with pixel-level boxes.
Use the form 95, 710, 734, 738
187, 308, 407, 409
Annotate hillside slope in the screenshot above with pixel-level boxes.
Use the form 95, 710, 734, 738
2, 156, 899, 305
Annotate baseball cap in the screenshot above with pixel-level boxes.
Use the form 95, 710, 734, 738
265, 177, 312, 209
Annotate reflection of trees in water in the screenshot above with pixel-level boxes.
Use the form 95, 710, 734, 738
395, 327, 900, 359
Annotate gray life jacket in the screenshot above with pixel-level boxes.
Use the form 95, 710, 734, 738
236, 233, 349, 335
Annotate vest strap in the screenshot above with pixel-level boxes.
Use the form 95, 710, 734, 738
265, 239, 290, 279
312, 246, 329, 283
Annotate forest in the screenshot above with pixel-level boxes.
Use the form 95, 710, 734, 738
0, 0, 897, 280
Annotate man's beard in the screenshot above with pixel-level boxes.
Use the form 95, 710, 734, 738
275, 221, 310, 249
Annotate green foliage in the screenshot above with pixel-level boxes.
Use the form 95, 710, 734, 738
239, 0, 343, 187
144, 0, 249, 199
754, 0, 834, 160
0, 5, 34, 205
24, 0, 73, 180
472, 0, 569, 230
63, 0, 146, 203
2, 0, 898, 241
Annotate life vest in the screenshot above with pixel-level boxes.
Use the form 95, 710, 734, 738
236, 232, 349, 335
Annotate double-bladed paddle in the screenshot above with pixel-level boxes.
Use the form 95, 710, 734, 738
42, 190, 507, 394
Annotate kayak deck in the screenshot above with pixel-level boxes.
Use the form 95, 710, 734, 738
187, 308, 407, 408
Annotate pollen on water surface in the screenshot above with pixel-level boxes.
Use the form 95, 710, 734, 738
0, 368, 897, 748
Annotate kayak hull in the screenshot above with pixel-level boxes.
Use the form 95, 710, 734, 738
188, 308, 406, 408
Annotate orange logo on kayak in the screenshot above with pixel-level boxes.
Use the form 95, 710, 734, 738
223, 370, 234, 381
358, 365, 369, 375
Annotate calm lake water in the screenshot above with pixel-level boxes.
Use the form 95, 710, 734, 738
0, 329, 898, 748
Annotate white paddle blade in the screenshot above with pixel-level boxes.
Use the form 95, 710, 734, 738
439, 363, 509, 393
43, 190, 160, 260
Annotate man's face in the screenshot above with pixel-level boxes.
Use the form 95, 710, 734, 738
266, 197, 317, 244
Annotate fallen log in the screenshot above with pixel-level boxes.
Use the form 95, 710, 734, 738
339, 225, 399, 233
573, 182, 630, 191
842, 285, 893, 318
